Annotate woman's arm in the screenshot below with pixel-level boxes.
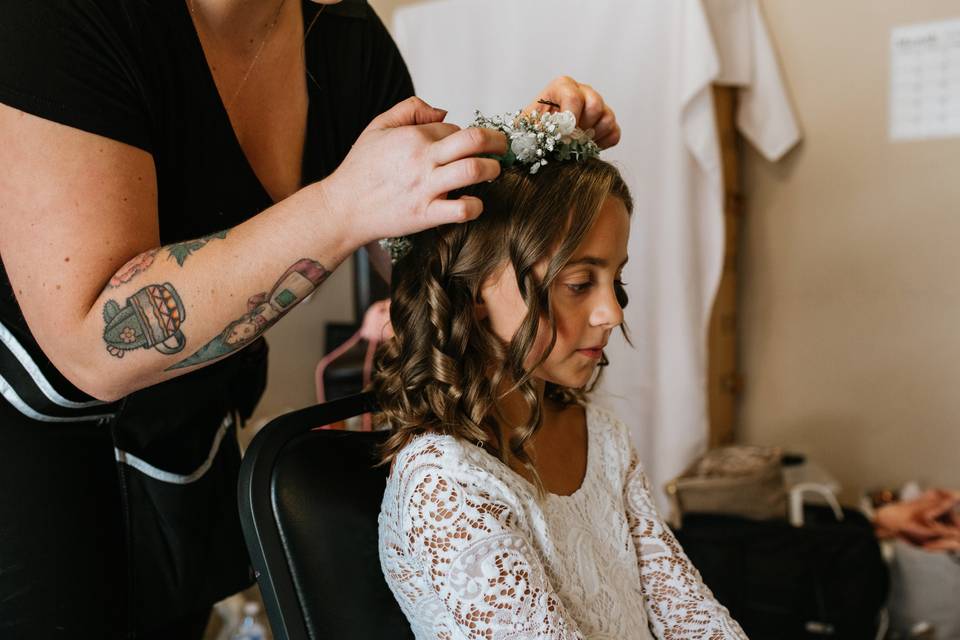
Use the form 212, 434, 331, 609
0, 97, 505, 402
624, 452, 749, 640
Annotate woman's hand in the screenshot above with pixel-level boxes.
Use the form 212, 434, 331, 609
321, 96, 508, 249
524, 76, 621, 149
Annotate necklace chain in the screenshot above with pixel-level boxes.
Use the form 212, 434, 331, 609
188, 0, 288, 110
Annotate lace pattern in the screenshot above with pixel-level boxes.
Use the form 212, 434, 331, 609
378, 405, 748, 639
620, 433, 749, 639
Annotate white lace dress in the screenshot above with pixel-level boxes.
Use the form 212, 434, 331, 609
378, 404, 749, 640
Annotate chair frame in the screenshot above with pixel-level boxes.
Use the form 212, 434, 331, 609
237, 391, 379, 640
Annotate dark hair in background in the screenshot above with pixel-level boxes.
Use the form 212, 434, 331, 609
371, 158, 633, 489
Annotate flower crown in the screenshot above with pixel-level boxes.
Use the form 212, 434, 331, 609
378, 107, 601, 263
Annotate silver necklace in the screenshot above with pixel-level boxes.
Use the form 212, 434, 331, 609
188, 0, 288, 110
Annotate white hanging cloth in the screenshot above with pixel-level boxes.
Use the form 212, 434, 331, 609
703, 0, 802, 160
391, 0, 800, 509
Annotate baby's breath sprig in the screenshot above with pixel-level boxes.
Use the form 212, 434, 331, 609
378, 236, 413, 264
471, 109, 600, 175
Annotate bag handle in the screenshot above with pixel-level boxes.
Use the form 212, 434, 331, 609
789, 482, 844, 527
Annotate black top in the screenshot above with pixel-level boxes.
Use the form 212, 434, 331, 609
0, 0, 412, 628
0, 0, 412, 407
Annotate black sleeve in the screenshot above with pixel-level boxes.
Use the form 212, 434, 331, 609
0, 0, 153, 153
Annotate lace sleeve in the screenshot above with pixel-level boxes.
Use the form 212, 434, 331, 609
625, 451, 749, 639
401, 453, 586, 639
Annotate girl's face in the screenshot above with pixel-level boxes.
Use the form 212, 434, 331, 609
480, 195, 630, 389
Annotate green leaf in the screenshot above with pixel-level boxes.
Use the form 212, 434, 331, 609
167, 243, 197, 267
166, 232, 226, 267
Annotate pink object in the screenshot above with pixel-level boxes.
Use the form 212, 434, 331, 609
358, 299, 394, 342
314, 300, 393, 430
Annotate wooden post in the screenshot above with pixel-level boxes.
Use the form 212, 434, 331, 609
707, 86, 744, 447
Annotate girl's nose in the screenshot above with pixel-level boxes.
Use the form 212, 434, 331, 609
590, 285, 624, 329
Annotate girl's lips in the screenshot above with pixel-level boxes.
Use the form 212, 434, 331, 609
577, 348, 603, 359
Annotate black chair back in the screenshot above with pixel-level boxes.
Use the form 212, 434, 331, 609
237, 392, 413, 640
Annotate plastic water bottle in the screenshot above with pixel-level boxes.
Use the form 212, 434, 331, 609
230, 601, 267, 640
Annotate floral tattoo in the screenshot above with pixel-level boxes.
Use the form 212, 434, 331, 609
105, 230, 229, 290
107, 249, 159, 289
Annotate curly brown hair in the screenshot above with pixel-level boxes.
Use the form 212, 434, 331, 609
372, 158, 633, 486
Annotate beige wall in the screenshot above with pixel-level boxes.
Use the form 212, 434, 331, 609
739, 1, 960, 502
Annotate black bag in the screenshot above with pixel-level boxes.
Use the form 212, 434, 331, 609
675, 505, 888, 639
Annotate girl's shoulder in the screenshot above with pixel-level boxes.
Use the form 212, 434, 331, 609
390, 430, 460, 470
387, 430, 520, 502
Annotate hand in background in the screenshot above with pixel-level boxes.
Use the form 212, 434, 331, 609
874, 488, 960, 551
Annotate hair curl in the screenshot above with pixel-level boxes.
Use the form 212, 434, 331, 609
372, 158, 633, 490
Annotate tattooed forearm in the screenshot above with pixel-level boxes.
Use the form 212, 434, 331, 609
165, 258, 329, 371
166, 229, 228, 266
103, 282, 187, 358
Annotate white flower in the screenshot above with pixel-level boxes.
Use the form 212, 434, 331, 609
553, 110, 577, 136
511, 131, 539, 163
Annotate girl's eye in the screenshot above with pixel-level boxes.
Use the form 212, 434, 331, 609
566, 282, 592, 293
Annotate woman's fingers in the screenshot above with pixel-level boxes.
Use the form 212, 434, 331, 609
592, 109, 615, 145
577, 83, 606, 131
425, 195, 484, 226
429, 157, 501, 195
429, 127, 507, 166
923, 537, 960, 551
367, 96, 448, 131
594, 109, 621, 149
532, 76, 584, 120
527, 76, 622, 149
326, 96, 502, 246
419, 121, 462, 141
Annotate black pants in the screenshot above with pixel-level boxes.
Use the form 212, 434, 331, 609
0, 400, 211, 639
